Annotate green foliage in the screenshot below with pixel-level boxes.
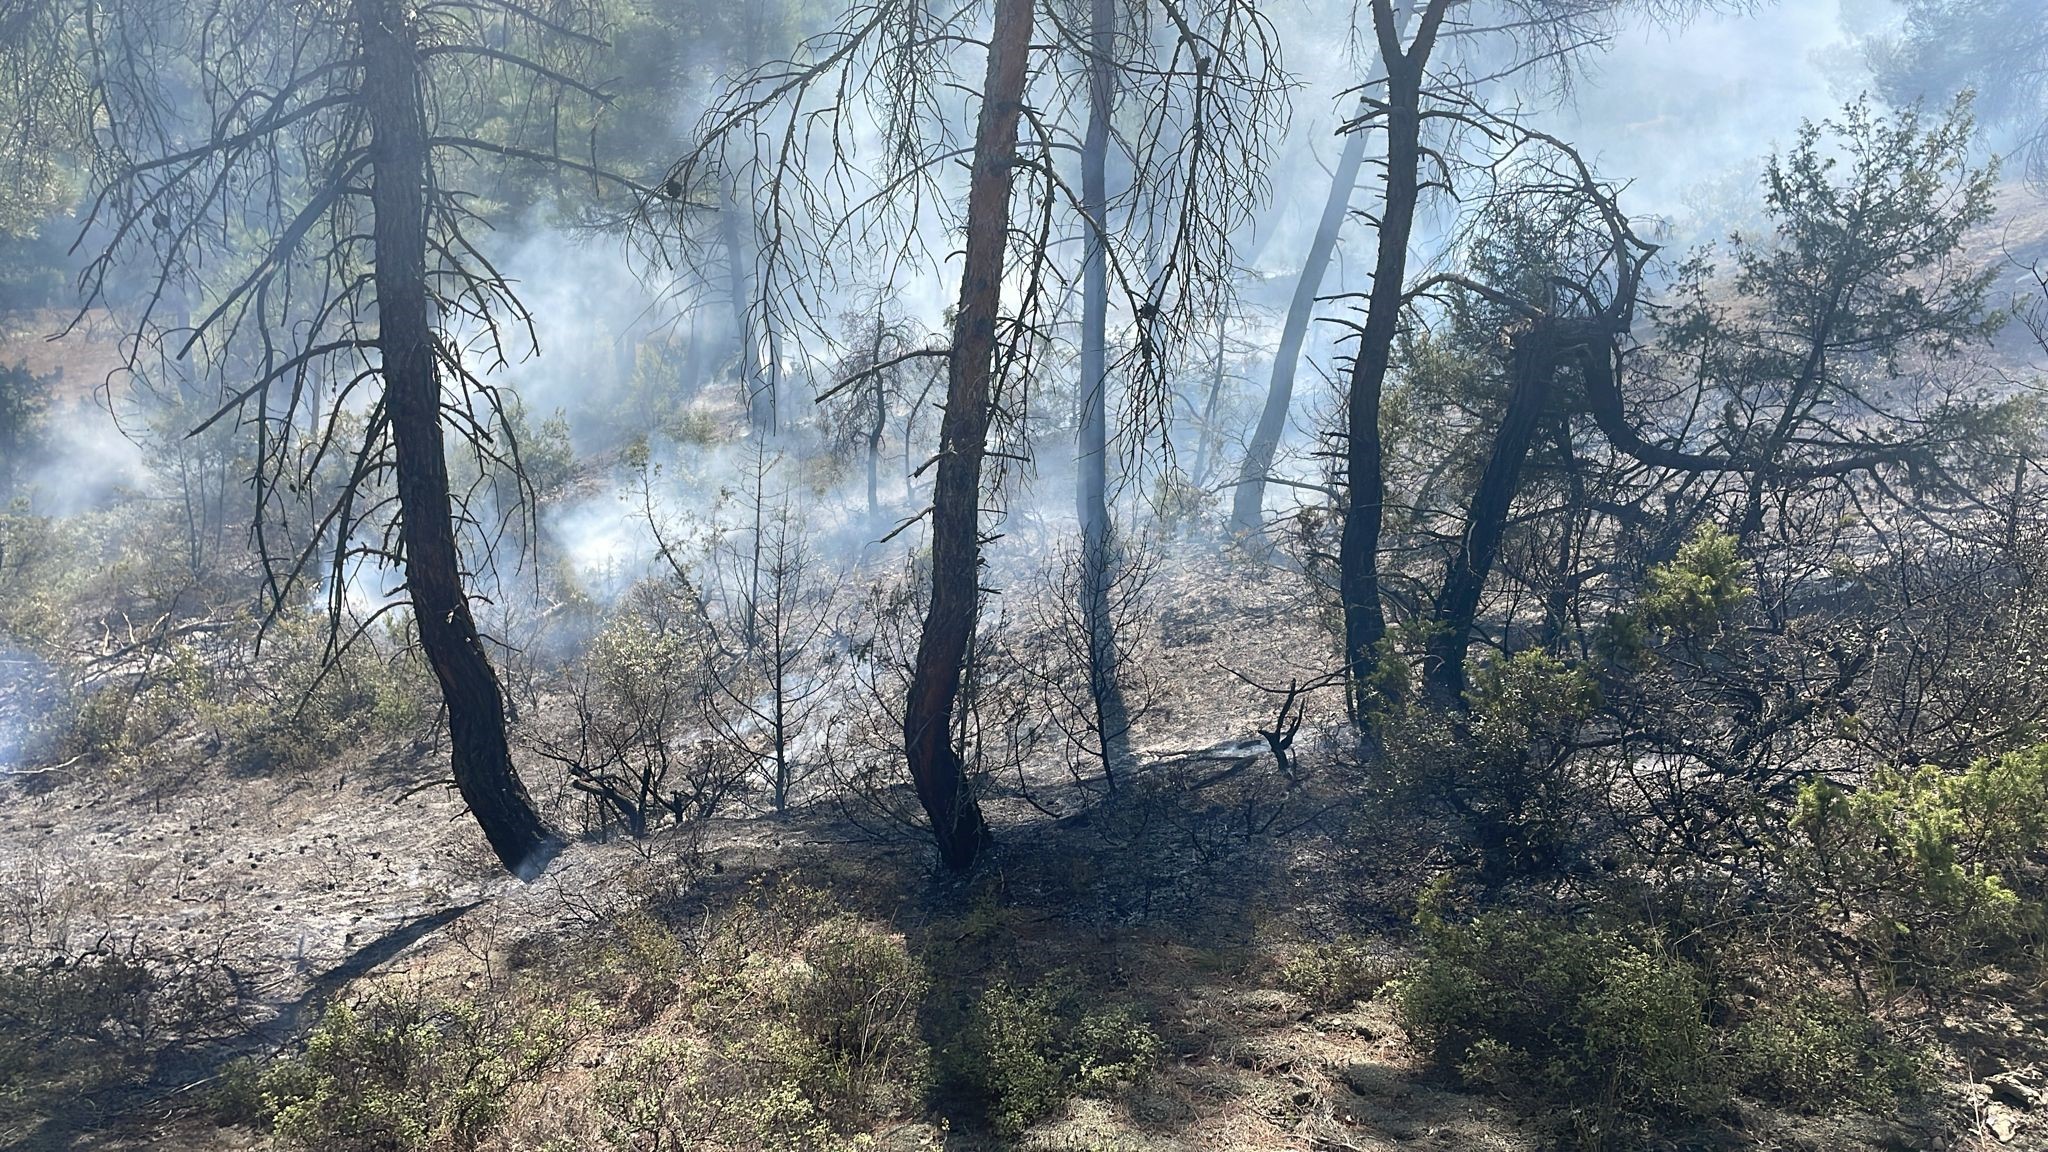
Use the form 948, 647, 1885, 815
70, 612, 434, 777
1748, 97, 1998, 358
595, 910, 691, 1024
945, 977, 1161, 1138
1147, 469, 1211, 533
781, 916, 929, 1110
519, 408, 578, 502
1639, 525, 1749, 642
0, 950, 235, 1133
1664, 96, 2006, 488
1466, 651, 1600, 750
1790, 748, 2048, 985
261, 988, 580, 1152
0, 227, 71, 311
1396, 910, 1724, 1151
0, 362, 51, 497
583, 896, 930, 1152
1457, 652, 1604, 878
592, 1036, 868, 1152
0, 955, 151, 1118
622, 341, 719, 447
534, 572, 745, 835
1275, 936, 1392, 1010
1730, 992, 1919, 1111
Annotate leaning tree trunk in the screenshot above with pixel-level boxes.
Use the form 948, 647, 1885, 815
1231, 0, 1415, 545
1077, 0, 1133, 784
902, 0, 1035, 871
362, 0, 561, 878
1339, 0, 1442, 721
1423, 329, 1559, 705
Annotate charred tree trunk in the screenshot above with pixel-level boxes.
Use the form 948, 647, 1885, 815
1232, 0, 1415, 546
1339, 0, 1444, 721
1078, 0, 1132, 783
361, 0, 561, 878
1423, 329, 1558, 705
721, 188, 773, 433
902, 0, 1035, 870
868, 316, 886, 526
1191, 309, 1227, 490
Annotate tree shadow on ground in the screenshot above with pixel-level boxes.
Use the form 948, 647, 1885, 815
10, 900, 480, 1152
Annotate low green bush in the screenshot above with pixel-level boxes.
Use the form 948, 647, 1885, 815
594, 1035, 857, 1152
587, 909, 930, 1151
1459, 651, 1605, 879
1275, 936, 1391, 1010
781, 916, 929, 1112
1730, 991, 1919, 1111
0, 947, 235, 1130
590, 909, 690, 1024
1396, 909, 1724, 1151
944, 976, 1161, 1138
0, 956, 154, 1120
261, 987, 580, 1152
1789, 746, 2048, 988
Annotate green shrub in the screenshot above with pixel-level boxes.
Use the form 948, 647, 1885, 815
1730, 992, 1919, 1111
0, 956, 154, 1118
208, 1057, 269, 1127
587, 913, 929, 1152
1396, 910, 1724, 1151
596, 910, 690, 1023
1276, 936, 1391, 1010
593, 1036, 858, 1152
0, 950, 236, 1131
781, 916, 929, 1110
216, 621, 435, 777
1458, 651, 1605, 879
1789, 747, 2048, 987
1639, 525, 1749, 642
261, 988, 579, 1152
946, 977, 1161, 1138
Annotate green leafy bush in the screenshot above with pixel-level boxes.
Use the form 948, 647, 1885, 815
1639, 525, 1749, 641
586, 908, 930, 1151
1789, 747, 2048, 986
261, 988, 579, 1152
781, 916, 929, 1111
593, 1036, 860, 1152
592, 910, 690, 1024
945, 977, 1161, 1137
1276, 936, 1391, 1010
0, 949, 237, 1132
0, 955, 153, 1122
1730, 992, 1919, 1111
1458, 651, 1604, 879
1396, 910, 1724, 1151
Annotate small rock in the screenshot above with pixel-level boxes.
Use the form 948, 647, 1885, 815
1988, 1109, 2018, 1143
1988, 1071, 2042, 1111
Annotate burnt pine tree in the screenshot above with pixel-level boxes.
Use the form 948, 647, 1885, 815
901, 0, 1036, 869
1232, 0, 1414, 545
76, 0, 633, 877
1392, 137, 1653, 703
1075, 0, 1133, 785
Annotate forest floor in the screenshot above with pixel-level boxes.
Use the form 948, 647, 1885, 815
1, 548, 2040, 1152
